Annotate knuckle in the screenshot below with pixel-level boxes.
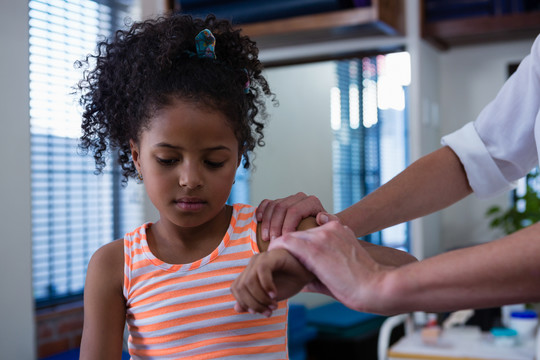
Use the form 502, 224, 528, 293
274, 202, 287, 213
286, 206, 300, 218
326, 221, 342, 231
307, 195, 321, 205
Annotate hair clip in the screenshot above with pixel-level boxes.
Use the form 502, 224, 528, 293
243, 69, 250, 94
195, 29, 216, 59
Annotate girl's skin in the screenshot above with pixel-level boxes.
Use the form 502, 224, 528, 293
130, 99, 240, 264
80, 98, 313, 358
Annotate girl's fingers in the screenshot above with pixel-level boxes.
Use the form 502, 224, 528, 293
231, 256, 277, 315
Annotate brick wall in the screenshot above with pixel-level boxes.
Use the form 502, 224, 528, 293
35, 301, 84, 359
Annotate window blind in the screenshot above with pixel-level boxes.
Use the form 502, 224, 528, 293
29, 0, 142, 307
332, 54, 410, 251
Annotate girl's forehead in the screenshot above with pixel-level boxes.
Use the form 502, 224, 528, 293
141, 100, 238, 147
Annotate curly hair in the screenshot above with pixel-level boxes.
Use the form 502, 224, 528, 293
76, 14, 274, 182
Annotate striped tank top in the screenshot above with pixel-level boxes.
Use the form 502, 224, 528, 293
123, 203, 288, 359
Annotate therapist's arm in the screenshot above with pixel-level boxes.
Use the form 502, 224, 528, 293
377, 221, 540, 313
339, 146, 472, 236
257, 146, 472, 240
271, 220, 540, 315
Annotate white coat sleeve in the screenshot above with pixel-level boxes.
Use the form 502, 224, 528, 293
441, 35, 540, 198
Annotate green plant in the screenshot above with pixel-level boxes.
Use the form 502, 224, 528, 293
486, 168, 540, 235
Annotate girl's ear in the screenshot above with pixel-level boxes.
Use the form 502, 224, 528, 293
130, 139, 141, 172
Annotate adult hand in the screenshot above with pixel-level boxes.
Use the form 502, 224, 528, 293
256, 192, 327, 242
268, 221, 390, 314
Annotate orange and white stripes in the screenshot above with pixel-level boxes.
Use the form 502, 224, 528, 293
123, 204, 288, 359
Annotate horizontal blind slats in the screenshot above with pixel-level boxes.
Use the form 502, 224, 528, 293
29, 0, 140, 307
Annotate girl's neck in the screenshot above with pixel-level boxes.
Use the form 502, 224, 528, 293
148, 205, 233, 264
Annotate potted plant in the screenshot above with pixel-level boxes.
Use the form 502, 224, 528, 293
486, 168, 540, 235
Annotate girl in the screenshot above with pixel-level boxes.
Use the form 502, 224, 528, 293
77, 14, 312, 359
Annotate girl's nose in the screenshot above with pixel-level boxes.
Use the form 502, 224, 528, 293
179, 161, 203, 189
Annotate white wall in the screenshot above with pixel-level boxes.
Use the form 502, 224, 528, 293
250, 62, 336, 308
0, 2, 36, 359
250, 62, 335, 212
438, 39, 536, 251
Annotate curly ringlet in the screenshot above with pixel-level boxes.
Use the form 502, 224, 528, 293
76, 14, 275, 183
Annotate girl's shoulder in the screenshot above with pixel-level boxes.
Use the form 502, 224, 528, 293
232, 203, 257, 221
87, 238, 124, 290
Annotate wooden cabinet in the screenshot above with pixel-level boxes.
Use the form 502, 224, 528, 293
235, 0, 405, 49
422, 2, 540, 50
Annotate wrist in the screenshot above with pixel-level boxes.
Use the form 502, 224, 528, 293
355, 266, 405, 316
337, 204, 379, 238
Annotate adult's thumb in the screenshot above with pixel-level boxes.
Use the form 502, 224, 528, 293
317, 212, 339, 225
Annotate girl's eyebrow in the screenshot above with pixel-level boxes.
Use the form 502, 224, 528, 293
154, 142, 231, 152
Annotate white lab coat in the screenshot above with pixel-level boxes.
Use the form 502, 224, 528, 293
442, 34, 540, 198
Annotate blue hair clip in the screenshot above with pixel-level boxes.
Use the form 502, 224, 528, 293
243, 69, 250, 94
195, 29, 216, 59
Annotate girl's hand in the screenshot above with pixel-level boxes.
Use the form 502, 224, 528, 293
231, 249, 315, 317
256, 193, 326, 242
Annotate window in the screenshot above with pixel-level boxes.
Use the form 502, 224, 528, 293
29, 0, 142, 307
331, 53, 410, 251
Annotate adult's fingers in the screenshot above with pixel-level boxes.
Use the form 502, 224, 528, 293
258, 193, 310, 241
256, 199, 272, 222
280, 195, 325, 235
269, 221, 357, 276
266, 193, 311, 240
316, 212, 340, 225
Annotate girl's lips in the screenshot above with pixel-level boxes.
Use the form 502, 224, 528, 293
175, 198, 206, 211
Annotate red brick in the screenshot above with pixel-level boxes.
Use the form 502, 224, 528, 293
71, 334, 83, 348
37, 323, 55, 339
38, 338, 70, 358
58, 317, 84, 335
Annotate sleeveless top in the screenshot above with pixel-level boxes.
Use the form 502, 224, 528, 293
123, 203, 288, 359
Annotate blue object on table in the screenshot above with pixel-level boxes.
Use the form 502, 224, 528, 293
306, 301, 385, 338
288, 304, 318, 360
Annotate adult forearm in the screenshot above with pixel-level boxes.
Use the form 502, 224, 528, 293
361, 241, 417, 267
372, 223, 540, 314
338, 146, 472, 237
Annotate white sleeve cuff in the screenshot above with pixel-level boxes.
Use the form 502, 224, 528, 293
441, 122, 516, 198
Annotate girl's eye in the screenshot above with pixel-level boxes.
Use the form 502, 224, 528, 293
156, 158, 178, 166
205, 160, 225, 168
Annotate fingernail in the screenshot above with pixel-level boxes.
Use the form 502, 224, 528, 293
263, 310, 272, 318
320, 213, 329, 224
262, 229, 269, 241
248, 308, 255, 314
268, 291, 276, 299
270, 235, 276, 242
269, 304, 278, 310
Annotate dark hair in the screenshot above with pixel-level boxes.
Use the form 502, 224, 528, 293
76, 14, 274, 182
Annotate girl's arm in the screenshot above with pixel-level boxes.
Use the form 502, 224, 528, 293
231, 218, 318, 316
80, 239, 126, 360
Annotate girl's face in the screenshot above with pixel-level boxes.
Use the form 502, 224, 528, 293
130, 99, 240, 229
